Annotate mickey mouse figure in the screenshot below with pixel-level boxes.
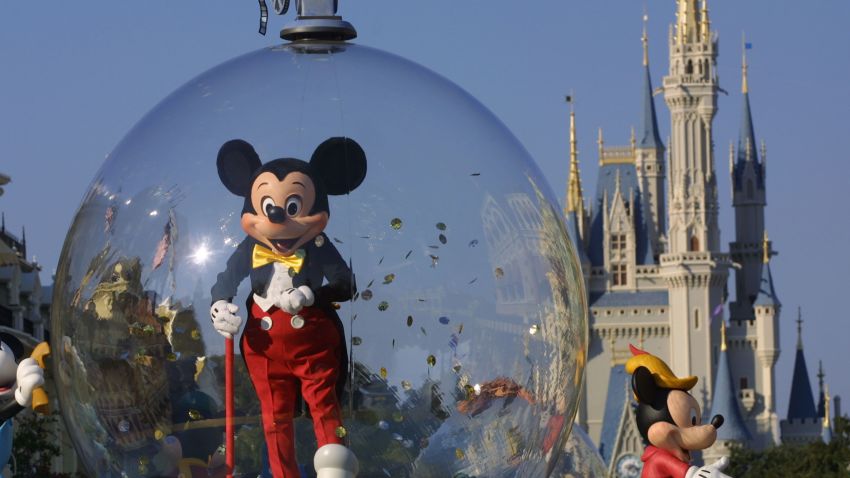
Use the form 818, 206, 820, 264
0, 333, 46, 468
626, 345, 734, 478
210, 137, 366, 478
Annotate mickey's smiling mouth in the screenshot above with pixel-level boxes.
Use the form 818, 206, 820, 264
270, 237, 300, 253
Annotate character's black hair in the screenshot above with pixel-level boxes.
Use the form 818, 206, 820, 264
632, 366, 676, 444
0, 333, 24, 361
216, 137, 367, 216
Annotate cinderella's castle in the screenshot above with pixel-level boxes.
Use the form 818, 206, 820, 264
563, 1, 837, 474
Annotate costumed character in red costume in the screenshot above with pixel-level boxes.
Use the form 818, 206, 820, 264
210, 137, 366, 478
626, 345, 734, 478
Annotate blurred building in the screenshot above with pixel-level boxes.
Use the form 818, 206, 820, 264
0, 177, 78, 475
561, 2, 831, 475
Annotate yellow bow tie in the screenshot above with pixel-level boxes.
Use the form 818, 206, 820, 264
252, 244, 305, 272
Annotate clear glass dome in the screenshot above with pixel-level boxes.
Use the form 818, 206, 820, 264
553, 425, 607, 477
51, 42, 588, 477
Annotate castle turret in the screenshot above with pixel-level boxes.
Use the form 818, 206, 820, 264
780, 310, 821, 444
822, 384, 832, 444
753, 230, 781, 445
634, 14, 666, 260
660, 0, 729, 395
730, 38, 768, 318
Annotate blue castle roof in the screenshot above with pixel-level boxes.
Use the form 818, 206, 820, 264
753, 261, 780, 307
733, 91, 765, 190
638, 64, 663, 150
599, 364, 629, 464
588, 164, 654, 266
787, 346, 818, 420
709, 339, 751, 442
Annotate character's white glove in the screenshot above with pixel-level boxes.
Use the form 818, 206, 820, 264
686, 456, 732, 478
210, 300, 242, 338
14, 358, 45, 407
280, 285, 315, 315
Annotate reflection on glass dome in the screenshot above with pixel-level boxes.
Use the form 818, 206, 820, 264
52, 42, 588, 477
553, 425, 607, 478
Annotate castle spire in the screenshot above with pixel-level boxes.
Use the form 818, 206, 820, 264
817, 360, 826, 419
737, 36, 758, 166
710, 318, 751, 442
675, 0, 700, 44
565, 96, 585, 217
787, 307, 818, 421
700, 0, 711, 43
762, 229, 770, 264
597, 127, 604, 165
822, 384, 833, 444
638, 13, 664, 150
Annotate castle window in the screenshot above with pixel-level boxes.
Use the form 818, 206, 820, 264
740, 377, 749, 390
611, 234, 626, 250
686, 60, 694, 75
689, 236, 700, 252
612, 264, 627, 286
694, 309, 699, 330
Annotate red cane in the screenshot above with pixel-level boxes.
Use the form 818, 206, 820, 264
225, 336, 235, 478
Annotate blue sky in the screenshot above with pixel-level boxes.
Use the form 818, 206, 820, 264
1, 1, 848, 424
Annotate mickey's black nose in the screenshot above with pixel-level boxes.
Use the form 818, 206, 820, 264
267, 206, 287, 224
711, 414, 724, 429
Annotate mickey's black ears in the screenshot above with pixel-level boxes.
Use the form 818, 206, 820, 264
632, 366, 660, 405
0, 333, 23, 361
310, 137, 367, 196
217, 139, 263, 197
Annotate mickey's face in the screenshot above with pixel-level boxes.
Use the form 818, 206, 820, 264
217, 137, 367, 257
646, 390, 717, 462
632, 365, 724, 463
242, 171, 329, 256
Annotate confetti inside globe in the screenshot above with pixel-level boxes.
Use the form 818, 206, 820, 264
51, 32, 587, 478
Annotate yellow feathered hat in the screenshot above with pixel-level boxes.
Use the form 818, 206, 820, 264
625, 344, 697, 391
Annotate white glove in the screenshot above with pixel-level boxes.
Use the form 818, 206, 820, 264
210, 300, 242, 338
686, 456, 732, 478
280, 285, 315, 314
14, 358, 45, 407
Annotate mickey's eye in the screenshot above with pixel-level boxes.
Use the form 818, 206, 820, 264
261, 196, 277, 217
285, 195, 302, 217
690, 408, 698, 426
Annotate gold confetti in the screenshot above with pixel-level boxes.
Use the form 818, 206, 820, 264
335, 426, 347, 438
401, 380, 412, 391
194, 357, 206, 383
470, 172, 481, 176
458, 323, 464, 334
191, 329, 201, 340
392, 411, 404, 422
380, 367, 388, 379
383, 273, 395, 284
436, 222, 447, 231
427, 355, 436, 367
529, 324, 540, 335
361, 289, 373, 301
455, 448, 465, 460
352, 337, 363, 346
468, 239, 479, 247
188, 409, 202, 421
367, 279, 375, 288
154, 429, 165, 440
378, 301, 389, 311
404, 250, 413, 260
453, 363, 462, 373
468, 277, 477, 284
332, 302, 341, 310
166, 352, 178, 362
390, 218, 403, 230
464, 384, 475, 399
406, 316, 413, 327
494, 267, 504, 278
333, 237, 344, 244
439, 234, 447, 244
